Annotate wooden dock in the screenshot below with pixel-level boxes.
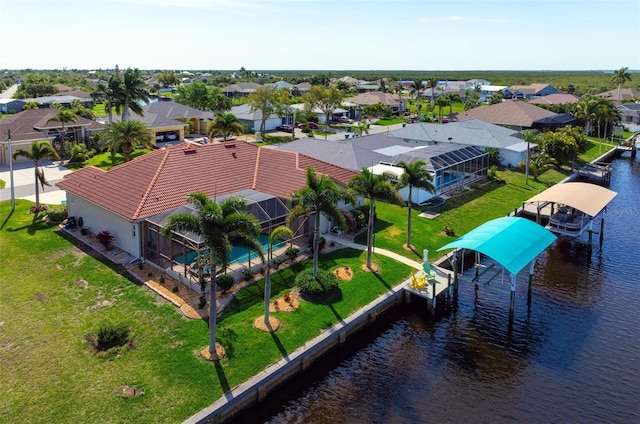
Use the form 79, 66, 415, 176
403, 264, 454, 312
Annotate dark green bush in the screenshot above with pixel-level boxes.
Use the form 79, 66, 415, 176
46, 206, 67, 223
242, 268, 254, 281
216, 274, 235, 293
96, 323, 130, 351
295, 268, 339, 300
285, 246, 299, 261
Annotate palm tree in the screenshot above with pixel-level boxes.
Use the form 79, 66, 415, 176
93, 74, 124, 124
348, 168, 404, 270
611, 66, 631, 104
397, 160, 435, 249
435, 94, 451, 123
102, 120, 153, 163
288, 168, 346, 279
208, 112, 245, 141
12, 140, 60, 211
46, 106, 77, 162
163, 193, 263, 359
410, 79, 423, 114
529, 153, 557, 180
121, 68, 149, 121
426, 77, 439, 106
263, 225, 293, 327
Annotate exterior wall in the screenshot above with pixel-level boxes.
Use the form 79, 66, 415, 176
65, 193, 141, 258
501, 149, 526, 168
0, 100, 26, 113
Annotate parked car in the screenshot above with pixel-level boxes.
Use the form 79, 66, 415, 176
297, 122, 319, 129
339, 116, 354, 124
276, 124, 294, 133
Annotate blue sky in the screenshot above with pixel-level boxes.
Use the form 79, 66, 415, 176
1, 0, 639, 71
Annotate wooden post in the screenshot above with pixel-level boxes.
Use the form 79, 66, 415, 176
600, 216, 605, 247
431, 279, 436, 315
452, 251, 459, 305
447, 273, 452, 304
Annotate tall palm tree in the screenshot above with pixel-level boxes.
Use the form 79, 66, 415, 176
611, 66, 631, 104
208, 112, 245, 141
426, 77, 439, 106
435, 94, 451, 123
263, 225, 293, 327
93, 74, 124, 124
397, 160, 435, 249
102, 120, 154, 163
163, 193, 263, 359
46, 106, 77, 162
348, 168, 404, 270
288, 167, 347, 279
121, 68, 149, 121
12, 140, 60, 211
410, 79, 423, 114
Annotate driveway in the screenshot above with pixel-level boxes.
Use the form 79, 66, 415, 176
0, 160, 71, 205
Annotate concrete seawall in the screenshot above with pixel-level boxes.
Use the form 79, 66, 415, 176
185, 279, 414, 424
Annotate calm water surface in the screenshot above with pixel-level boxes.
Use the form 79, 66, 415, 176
243, 156, 640, 424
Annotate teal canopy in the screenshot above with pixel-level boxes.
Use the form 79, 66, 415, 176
437, 217, 557, 275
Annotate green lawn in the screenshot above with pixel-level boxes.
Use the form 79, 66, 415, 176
374, 117, 405, 126
0, 200, 411, 423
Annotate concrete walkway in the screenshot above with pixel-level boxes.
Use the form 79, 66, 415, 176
323, 233, 423, 270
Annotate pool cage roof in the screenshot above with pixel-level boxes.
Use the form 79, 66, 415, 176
392, 145, 487, 172
146, 189, 290, 245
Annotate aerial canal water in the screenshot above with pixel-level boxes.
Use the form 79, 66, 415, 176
233, 154, 640, 424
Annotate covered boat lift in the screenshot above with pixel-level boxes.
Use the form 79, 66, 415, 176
437, 217, 557, 319
525, 182, 617, 242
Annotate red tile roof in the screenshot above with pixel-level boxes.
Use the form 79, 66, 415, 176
57, 141, 357, 221
529, 94, 580, 105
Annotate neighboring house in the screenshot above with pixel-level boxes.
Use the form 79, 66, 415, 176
506, 83, 560, 99
0, 108, 104, 165
388, 119, 536, 168
455, 100, 576, 131
267, 81, 294, 91
345, 91, 406, 115
22, 95, 94, 110
0, 98, 26, 114
529, 93, 580, 106
54, 84, 73, 93
56, 141, 356, 285
289, 103, 349, 124
478, 85, 509, 103
54, 89, 92, 100
230, 103, 283, 132
617, 103, 640, 132
128, 101, 214, 143
293, 82, 311, 95
333, 76, 364, 86
273, 132, 489, 203
596, 88, 640, 104
221, 82, 262, 98
356, 83, 381, 92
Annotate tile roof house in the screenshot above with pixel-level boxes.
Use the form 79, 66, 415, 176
221, 82, 262, 98
0, 108, 104, 165
529, 93, 580, 105
596, 88, 640, 104
455, 100, 576, 131
129, 101, 215, 142
230, 103, 284, 132
56, 141, 357, 263
345, 91, 405, 114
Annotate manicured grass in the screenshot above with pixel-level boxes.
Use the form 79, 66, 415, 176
66, 149, 153, 170
374, 117, 404, 126
357, 167, 570, 262
0, 200, 411, 423
92, 103, 108, 117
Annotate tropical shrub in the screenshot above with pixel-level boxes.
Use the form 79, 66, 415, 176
285, 246, 300, 262
95, 230, 114, 249
95, 323, 131, 351
46, 205, 67, 223
217, 274, 235, 293
295, 268, 339, 300
242, 267, 254, 281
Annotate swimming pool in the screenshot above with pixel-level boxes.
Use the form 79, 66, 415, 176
173, 234, 286, 266
436, 172, 464, 191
